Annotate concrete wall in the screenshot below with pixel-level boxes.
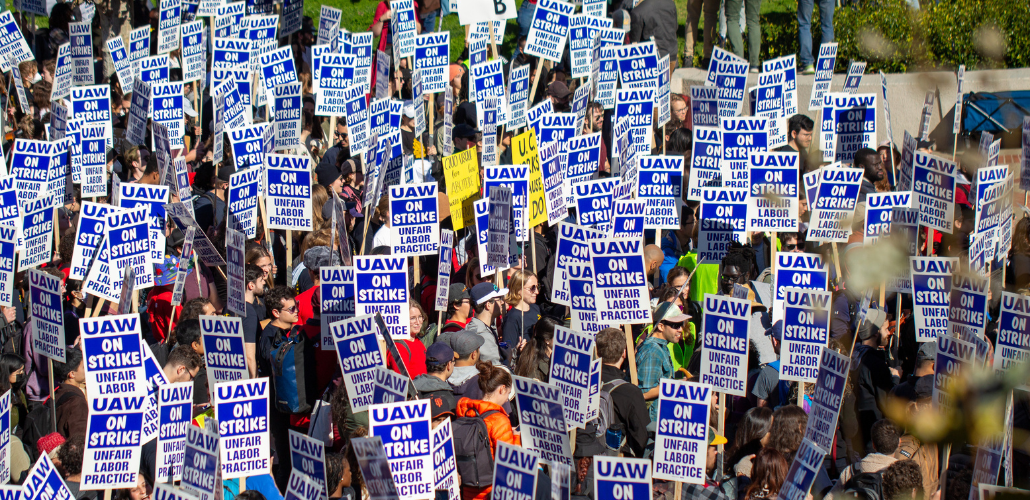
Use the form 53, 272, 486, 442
671, 66, 1030, 153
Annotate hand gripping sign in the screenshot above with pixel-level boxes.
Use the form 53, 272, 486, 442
550, 326, 596, 429
595, 457, 652, 500
28, 269, 65, 362
355, 257, 410, 339
492, 442, 539, 500
214, 378, 271, 479
201, 315, 249, 385
933, 335, 976, 410
513, 375, 573, 466
181, 424, 220, 500
155, 382, 193, 483
652, 380, 711, 483
80, 314, 146, 398
332, 314, 383, 413
911, 257, 957, 343
590, 238, 651, 324
779, 439, 829, 500
700, 295, 750, 396
779, 288, 832, 383
803, 347, 849, 451
82, 395, 146, 489
369, 400, 434, 500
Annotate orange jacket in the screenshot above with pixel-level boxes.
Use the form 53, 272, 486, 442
454, 398, 520, 456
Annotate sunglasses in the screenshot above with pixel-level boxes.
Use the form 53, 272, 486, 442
661, 320, 684, 329
784, 243, 799, 251
283, 305, 298, 314
720, 274, 741, 281
526, 285, 538, 293
335, 131, 348, 138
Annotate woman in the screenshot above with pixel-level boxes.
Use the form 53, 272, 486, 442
513, 316, 558, 382
725, 406, 772, 477
455, 362, 519, 500
246, 244, 276, 283
310, 184, 329, 231
386, 300, 428, 377
743, 448, 788, 500
326, 452, 356, 500
767, 405, 808, 462
0, 354, 27, 432
113, 474, 152, 500
501, 270, 540, 351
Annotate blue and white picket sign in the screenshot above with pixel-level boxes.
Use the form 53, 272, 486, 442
10, 139, 52, 205
213, 38, 250, 69
312, 264, 353, 347
527, 101, 553, 138
933, 335, 975, 410
317, 6, 341, 48
28, 269, 65, 363
287, 431, 327, 498
329, 314, 380, 413
138, 54, 170, 84
590, 238, 651, 324
802, 347, 849, 451
369, 98, 391, 139
222, 228, 247, 317
525, 0, 573, 62
412, 72, 427, 137
808, 42, 838, 110
843, 61, 866, 93
50, 42, 73, 103
484, 165, 529, 241
996, 292, 1030, 387
975, 164, 1009, 215
389, 183, 440, 256
779, 288, 832, 383
773, 252, 829, 324
389, 0, 417, 58
125, 79, 151, 147
126, 26, 151, 79
614, 89, 654, 157
764, 54, 797, 116
369, 400, 433, 500
351, 438, 401, 500
550, 326, 595, 429
18, 197, 53, 269
864, 191, 912, 245
200, 315, 249, 385
260, 46, 298, 99
432, 230, 455, 314
314, 52, 355, 116
0, 391, 10, 483
754, 72, 787, 147
492, 442, 540, 500
697, 188, 747, 264
569, 15, 612, 78
746, 152, 799, 232
349, 32, 373, 89
949, 274, 988, 340
538, 140, 568, 225
470, 59, 504, 105
214, 378, 271, 478
413, 32, 449, 93
82, 233, 118, 303
699, 295, 750, 396
779, 439, 828, 500
651, 380, 711, 483
912, 151, 957, 233
24, 454, 71, 500
0, 11, 33, 69
372, 365, 407, 405
79, 313, 146, 398
155, 382, 193, 483
565, 132, 601, 186
71, 85, 113, 143
375, 49, 390, 99
181, 425, 220, 500
154, 483, 200, 500
705, 47, 749, 117
105, 206, 154, 290
227, 142, 263, 237
638, 156, 682, 229
608, 200, 644, 240
503, 65, 532, 131
566, 263, 602, 334
689, 85, 720, 129
107, 37, 134, 89
513, 376, 573, 466
69, 21, 94, 86
80, 394, 147, 490
120, 181, 170, 263
244, 15, 279, 75
431, 420, 459, 500
551, 222, 603, 306
617, 41, 659, 93
720, 117, 767, 190
807, 166, 863, 243
0, 226, 15, 308
538, 112, 577, 146
215, 79, 249, 130
687, 126, 722, 201
479, 97, 499, 166
157, 0, 181, 53
180, 21, 205, 82
354, 256, 410, 339
911, 257, 957, 343
342, 85, 370, 153
487, 185, 513, 270
283, 471, 321, 500
827, 93, 876, 163
265, 153, 312, 230
573, 177, 616, 228
592, 39, 619, 110
595, 456, 652, 499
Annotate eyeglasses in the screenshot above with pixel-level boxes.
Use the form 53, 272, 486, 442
526, 285, 538, 293
720, 274, 741, 281
283, 305, 298, 314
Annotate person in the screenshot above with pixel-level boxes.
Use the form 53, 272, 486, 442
797, 0, 834, 74
881, 460, 924, 500
893, 376, 939, 495
636, 301, 688, 420
748, 322, 784, 409
295, 246, 339, 326
837, 419, 900, 485
258, 286, 298, 379
440, 283, 473, 335
53, 347, 87, 439
671, 94, 689, 127
454, 362, 519, 500
501, 270, 540, 349
851, 308, 899, 455
594, 327, 649, 457
546, 81, 571, 112
513, 316, 559, 382
890, 342, 934, 402
371, 196, 396, 250
1010, 217, 1030, 289
743, 448, 788, 500
318, 119, 350, 172
681, 427, 731, 500
447, 331, 485, 395
776, 114, 814, 175
725, 406, 772, 476
146, 255, 189, 344
856, 147, 885, 203
162, 345, 202, 383
325, 452, 356, 500
628, 0, 678, 70
464, 282, 506, 364
386, 299, 429, 378
59, 434, 98, 500
725, 0, 761, 70
0, 354, 27, 432
242, 264, 267, 378
413, 342, 456, 408
767, 405, 807, 462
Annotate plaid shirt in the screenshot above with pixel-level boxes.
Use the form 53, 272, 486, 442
636, 335, 672, 420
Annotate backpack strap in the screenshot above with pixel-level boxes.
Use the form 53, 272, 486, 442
602, 379, 628, 393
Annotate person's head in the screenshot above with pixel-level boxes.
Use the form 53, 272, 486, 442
666, 266, 690, 298
476, 361, 512, 404
163, 344, 202, 383
304, 246, 339, 284
451, 123, 478, 152
857, 308, 890, 347
719, 243, 755, 294
870, 419, 901, 455
779, 232, 803, 253
514, 316, 559, 378
882, 460, 924, 500
334, 120, 349, 148
58, 433, 85, 476
787, 114, 814, 150
266, 286, 298, 326
245, 264, 266, 298
246, 244, 273, 279
180, 298, 215, 321
768, 405, 808, 461
665, 127, 692, 155
0, 353, 25, 395
652, 302, 689, 344
915, 342, 935, 377
732, 406, 773, 452
596, 327, 628, 367
233, 491, 264, 500
671, 94, 688, 124
325, 452, 350, 497
855, 147, 885, 182
944, 465, 972, 500
707, 426, 727, 473
587, 102, 604, 132
546, 81, 571, 111
451, 330, 485, 365
505, 270, 538, 306
409, 299, 426, 337
447, 283, 471, 320
174, 319, 203, 354
643, 244, 664, 275
470, 282, 506, 321
745, 448, 788, 499
55, 348, 85, 387
425, 342, 455, 380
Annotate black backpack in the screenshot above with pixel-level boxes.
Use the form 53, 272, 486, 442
452, 408, 499, 487
842, 463, 884, 500
19, 391, 76, 461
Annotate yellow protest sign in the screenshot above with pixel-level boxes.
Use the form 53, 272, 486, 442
413, 138, 424, 159
514, 129, 547, 227
442, 147, 481, 230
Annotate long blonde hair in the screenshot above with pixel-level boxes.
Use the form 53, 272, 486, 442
311, 184, 329, 230
505, 270, 537, 307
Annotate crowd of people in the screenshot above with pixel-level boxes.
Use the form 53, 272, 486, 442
0, 1, 1024, 500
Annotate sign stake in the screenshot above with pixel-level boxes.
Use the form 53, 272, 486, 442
623, 324, 638, 385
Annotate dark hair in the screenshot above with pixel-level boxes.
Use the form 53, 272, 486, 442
143, 151, 160, 177
595, 327, 627, 365
727, 406, 773, 459
179, 298, 212, 322
265, 286, 296, 318
476, 361, 512, 395
235, 491, 266, 500
166, 344, 202, 373
944, 465, 972, 500
787, 114, 815, 135
58, 434, 85, 475
722, 242, 756, 280
665, 127, 692, 155
325, 452, 348, 495
744, 448, 788, 500
0, 353, 25, 395
174, 319, 202, 349
854, 147, 880, 168
245, 264, 264, 286
871, 419, 901, 455
513, 316, 560, 379
767, 405, 808, 462
55, 348, 83, 382
882, 460, 924, 500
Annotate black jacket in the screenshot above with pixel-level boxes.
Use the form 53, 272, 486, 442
627, 0, 678, 59
600, 364, 650, 458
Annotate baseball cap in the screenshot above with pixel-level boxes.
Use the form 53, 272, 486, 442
426, 342, 455, 366
448, 283, 470, 303
914, 375, 934, 400
857, 308, 888, 340
304, 246, 339, 274
470, 282, 507, 305
916, 342, 936, 362
403, 103, 416, 118
315, 162, 342, 189
449, 330, 485, 357
767, 320, 783, 341
216, 163, 236, 183
653, 301, 690, 326
453, 123, 478, 140
547, 81, 571, 100
708, 426, 727, 446
429, 392, 456, 419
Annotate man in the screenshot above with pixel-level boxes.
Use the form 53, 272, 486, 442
242, 264, 266, 378
192, 162, 231, 235
628, 0, 678, 71
135, 154, 162, 185
837, 419, 900, 484
546, 81, 571, 112
890, 342, 934, 402
447, 330, 484, 396
776, 114, 815, 176
464, 283, 506, 364
797, 0, 834, 74
440, 283, 473, 335
53, 347, 87, 439
413, 342, 456, 413
643, 244, 665, 289
684, 0, 718, 68
636, 301, 688, 420
881, 460, 925, 500
163, 344, 202, 383
452, 123, 479, 152
318, 119, 350, 171
748, 322, 784, 408
851, 307, 899, 456
893, 376, 939, 495
856, 147, 885, 203
259, 286, 299, 378
594, 327, 649, 457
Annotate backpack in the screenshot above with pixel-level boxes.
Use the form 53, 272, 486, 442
268, 326, 314, 414
842, 462, 884, 500
19, 391, 76, 461
452, 408, 499, 487
594, 379, 628, 456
